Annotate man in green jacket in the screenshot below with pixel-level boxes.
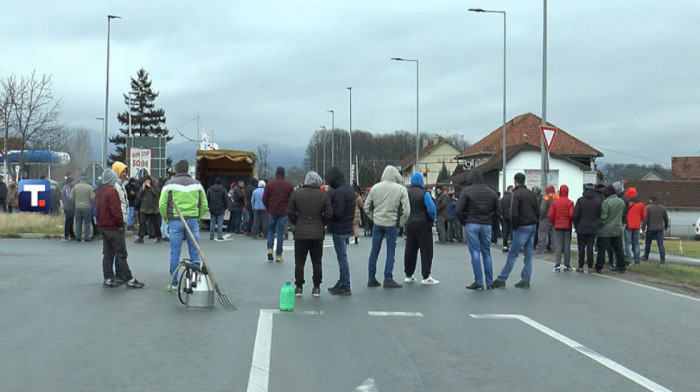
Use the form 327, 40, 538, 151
595, 185, 626, 273
159, 159, 208, 290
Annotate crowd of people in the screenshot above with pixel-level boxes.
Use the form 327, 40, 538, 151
11, 159, 671, 295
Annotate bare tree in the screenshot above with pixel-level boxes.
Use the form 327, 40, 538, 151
257, 143, 270, 179
3, 71, 63, 177
0, 81, 13, 178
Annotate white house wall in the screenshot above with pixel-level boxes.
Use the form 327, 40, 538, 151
499, 150, 589, 202
403, 143, 461, 186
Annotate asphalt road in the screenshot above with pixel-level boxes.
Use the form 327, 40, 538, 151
1, 233, 699, 392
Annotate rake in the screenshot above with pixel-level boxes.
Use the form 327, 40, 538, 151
172, 200, 236, 311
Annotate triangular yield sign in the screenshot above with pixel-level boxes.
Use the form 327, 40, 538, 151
540, 125, 558, 152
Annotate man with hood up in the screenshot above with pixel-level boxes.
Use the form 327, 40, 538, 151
548, 184, 574, 271
206, 177, 228, 241
363, 165, 410, 289
456, 169, 501, 290
625, 187, 646, 265
403, 172, 439, 285
96, 169, 145, 288
286, 171, 333, 297
324, 166, 357, 296
573, 183, 602, 272
595, 185, 626, 274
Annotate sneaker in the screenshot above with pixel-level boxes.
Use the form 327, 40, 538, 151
383, 280, 402, 289
163, 237, 170, 242
502, 246, 509, 253
275, 254, 283, 262
552, 266, 561, 272
215, 237, 225, 241
328, 286, 352, 296
404, 275, 418, 283
514, 280, 530, 289
490, 279, 506, 289
155, 237, 162, 243
103, 278, 119, 288
466, 282, 484, 290
575, 267, 584, 273
295, 286, 303, 297
421, 276, 439, 285
563, 266, 573, 272
367, 279, 381, 288
134, 238, 144, 244
210, 236, 215, 240
311, 287, 320, 297
126, 279, 145, 288
166, 283, 178, 292
267, 249, 274, 261
113, 276, 127, 286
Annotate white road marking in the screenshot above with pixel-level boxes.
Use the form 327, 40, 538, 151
368, 311, 424, 317
470, 314, 672, 392
246, 309, 323, 392
592, 273, 700, 303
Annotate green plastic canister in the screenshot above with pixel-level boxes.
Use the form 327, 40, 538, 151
279, 281, 295, 311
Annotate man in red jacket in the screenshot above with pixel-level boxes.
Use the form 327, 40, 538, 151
262, 167, 294, 262
625, 187, 647, 265
548, 184, 574, 271
96, 169, 145, 288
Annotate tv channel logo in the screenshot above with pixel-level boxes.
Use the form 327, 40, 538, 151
18, 179, 51, 212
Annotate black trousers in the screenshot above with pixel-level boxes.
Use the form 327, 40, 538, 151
294, 239, 323, 287
596, 236, 625, 271
502, 220, 511, 247
404, 221, 434, 279
64, 209, 76, 239
138, 212, 162, 239
101, 228, 133, 281
577, 233, 596, 268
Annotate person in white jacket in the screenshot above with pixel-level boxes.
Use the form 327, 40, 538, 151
363, 165, 410, 288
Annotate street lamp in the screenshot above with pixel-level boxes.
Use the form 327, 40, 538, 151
346, 87, 352, 182
96, 117, 105, 167
320, 126, 327, 175
469, 8, 507, 195
390, 57, 420, 174
127, 91, 138, 172
327, 110, 334, 166
103, 14, 120, 171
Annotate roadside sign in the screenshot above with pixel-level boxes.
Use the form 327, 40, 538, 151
540, 125, 558, 151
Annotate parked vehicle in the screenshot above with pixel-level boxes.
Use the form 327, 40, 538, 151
694, 216, 700, 240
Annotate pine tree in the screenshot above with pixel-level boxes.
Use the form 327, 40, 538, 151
109, 68, 173, 165
436, 162, 450, 184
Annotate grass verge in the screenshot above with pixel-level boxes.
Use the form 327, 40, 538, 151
0, 213, 63, 235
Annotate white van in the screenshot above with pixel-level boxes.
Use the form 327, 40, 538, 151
694, 217, 700, 240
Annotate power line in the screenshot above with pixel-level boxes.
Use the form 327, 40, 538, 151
591, 144, 669, 166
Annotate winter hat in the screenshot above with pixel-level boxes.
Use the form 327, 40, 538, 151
583, 183, 595, 191
304, 171, 322, 187
102, 169, 118, 186
276, 167, 285, 177
258, 180, 266, 188
545, 184, 555, 194
612, 181, 624, 194
175, 159, 189, 174
112, 161, 128, 177
80, 173, 88, 181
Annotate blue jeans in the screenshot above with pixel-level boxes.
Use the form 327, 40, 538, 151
332, 234, 351, 289
75, 208, 91, 240
465, 223, 493, 286
228, 206, 243, 232
168, 218, 201, 284
161, 218, 169, 239
367, 224, 399, 282
624, 228, 641, 263
497, 224, 536, 283
267, 214, 287, 255
127, 206, 135, 227
210, 213, 224, 239
644, 230, 665, 261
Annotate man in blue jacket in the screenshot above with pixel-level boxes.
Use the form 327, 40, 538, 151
404, 173, 439, 285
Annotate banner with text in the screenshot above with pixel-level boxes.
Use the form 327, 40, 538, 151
130, 148, 151, 175
524, 169, 559, 190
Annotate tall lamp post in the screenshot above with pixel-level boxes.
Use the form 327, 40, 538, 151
327, 109, 334, 166
390, 57, 420, 174
127, 91, 138, 172
346, 87, 352, 182
469, 8, 507, 195
96, 117, 105, 168
103, 14, 120, 171
320, 126, 327, 175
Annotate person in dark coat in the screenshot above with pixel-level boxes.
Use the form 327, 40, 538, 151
125, 178, 139, 230
500, 185, 514, 252
456, 169, 501, 290
287, 171, 332, 297
263, 167, 295, 262
206, 177, 229, 240
325, 166, 357, 295
134, 176, 162, 243
435, 186, 449, 243
642, 196, 669, 263
243, 178, 257, 235
596, 185, 626, 273
227, 180, 246, 234
403, 173, 439, 285
0, 174, 7, 212
492, 172, 539, 289
573, 183, 602, 272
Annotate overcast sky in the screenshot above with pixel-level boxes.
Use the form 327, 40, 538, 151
2, 0, 698, 167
